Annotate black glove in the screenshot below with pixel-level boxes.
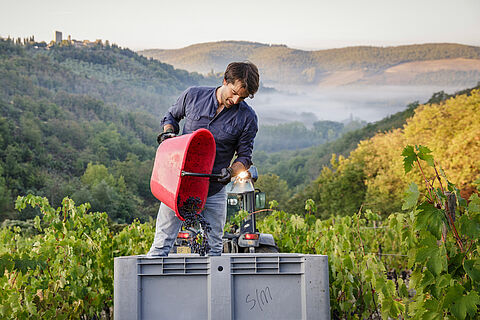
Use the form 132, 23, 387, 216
217, 167, 233, 185
157, 128, 176, 144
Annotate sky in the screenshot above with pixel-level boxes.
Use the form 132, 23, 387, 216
1, 0, 480, 51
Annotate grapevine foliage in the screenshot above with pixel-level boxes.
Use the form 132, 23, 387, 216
0, 145, 479, 319
258, 145, 479, 319
0, 195, 153, 319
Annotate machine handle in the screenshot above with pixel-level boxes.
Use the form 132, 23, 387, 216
181, 171, 223, 178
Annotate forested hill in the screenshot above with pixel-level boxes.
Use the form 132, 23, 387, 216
254, 85, 480, 217
0, 38, 217, 222
1, 38, 218, 115
0, 37, 360, 223
254, 84, 480, 192
139, 41, 480, 86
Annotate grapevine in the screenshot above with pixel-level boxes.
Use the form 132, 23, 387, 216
0, 146, 478, 319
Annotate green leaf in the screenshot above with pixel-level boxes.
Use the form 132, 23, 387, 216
398, 278, 409, 298
464, 259, 480, 283
14, 195, 27, 210
444, 284, 464, 307
365, 209, 381, 221
408, 248, 417, 269
343, 255, 353, 270
419, 270, 435, 288
424, 298, 443, 319
435, 274, 452, 289
364, 269, 374, 282
402, 145, 417, 173
421, 311, 443, 320
415, 202, 446, 239
408, 292, 426, 319
416, 246, 435, 264
347, 273, 354, 283
464, 291, 480, 318
416, 145, 434, 167
450, 291, 480, 320
458, 214, 480, 239
0, 253, 15, 272
415, 235, 446, 276
33, 215, 42, 231
448, 252, 465, 276
403, 182, 420, 210
426, 249, 446, 276
468, 193, 480, 214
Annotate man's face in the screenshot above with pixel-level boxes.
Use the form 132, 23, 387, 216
221, 79, 249, 108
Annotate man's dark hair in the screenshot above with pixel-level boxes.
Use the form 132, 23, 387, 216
224, 62, 260, 98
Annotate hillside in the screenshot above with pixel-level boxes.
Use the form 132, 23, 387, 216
272, 86, 480, 216
0, 38, 217, 222
253, 100, 420, 188
2, 37, 479, 225
139, 41, 480, 87
1, 38, 358, 222
254, 84, 480, 204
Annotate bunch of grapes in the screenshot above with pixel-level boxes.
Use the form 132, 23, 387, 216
178, 197, 211, 256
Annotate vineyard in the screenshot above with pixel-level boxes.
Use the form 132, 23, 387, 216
1, 37, 480, 320
1, 147, 479, 319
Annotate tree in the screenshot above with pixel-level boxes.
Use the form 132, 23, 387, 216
81, 163, 116, 188
255, 174, 291, 210
0, 165, 13, 220
312, 155, 367, 219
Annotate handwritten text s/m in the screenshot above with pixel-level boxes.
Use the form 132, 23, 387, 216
245, 286, 273, 312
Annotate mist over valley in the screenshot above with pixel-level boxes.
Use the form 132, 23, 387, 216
140, 41, 480, 126
252, 84, 464, 126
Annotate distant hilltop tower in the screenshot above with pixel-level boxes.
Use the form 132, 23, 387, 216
55, 31, 62, 44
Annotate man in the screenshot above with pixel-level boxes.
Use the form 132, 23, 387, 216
147, 62, 259, 257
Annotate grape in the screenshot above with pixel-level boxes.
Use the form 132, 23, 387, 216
178, 197, 211, 256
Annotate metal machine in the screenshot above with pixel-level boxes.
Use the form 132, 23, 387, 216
174, 166, 278, 254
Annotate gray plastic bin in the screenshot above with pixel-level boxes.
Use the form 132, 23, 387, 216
114, 253, 330, 320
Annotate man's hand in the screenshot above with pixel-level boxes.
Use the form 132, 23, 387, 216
157, 128, 176, 144
217, 167, 233, 185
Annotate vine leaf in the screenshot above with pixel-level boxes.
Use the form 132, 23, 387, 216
416, 145, 434, 167
401, 145, 417, 173
415, 202, 446, 239
403, 183, 420, 210
451, 291, 480, 320
0, 253, 15, 273
444, 284, 464, 316
419, 269, 435, 287
468, 193, 480, 214
423, 298, 443, 319
426, 250, 445, 276
463, 259, 480, 283
458, 215, 480, 239
415, 237, 445, 276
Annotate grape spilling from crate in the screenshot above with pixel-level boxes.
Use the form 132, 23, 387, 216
178, 196, 211, 256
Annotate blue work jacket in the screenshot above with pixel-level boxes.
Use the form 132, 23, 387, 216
161, 86, 258, 196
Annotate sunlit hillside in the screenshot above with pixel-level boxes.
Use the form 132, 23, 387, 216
305, 88, 480, 217
140, 41, 480, 87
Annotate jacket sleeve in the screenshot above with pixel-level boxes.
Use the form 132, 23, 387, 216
160, 88, 190, 134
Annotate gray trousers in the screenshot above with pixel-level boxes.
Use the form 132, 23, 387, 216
147, 187, 228, 256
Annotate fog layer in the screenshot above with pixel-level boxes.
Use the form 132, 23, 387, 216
249, 85, 463, 126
